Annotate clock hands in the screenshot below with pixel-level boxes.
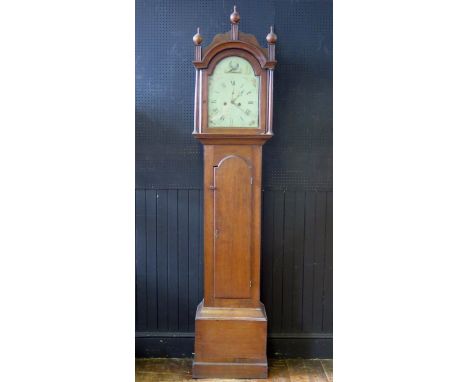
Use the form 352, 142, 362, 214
230, 99, 251, 116
210, 75, 255, 126
231, 90, 244, 103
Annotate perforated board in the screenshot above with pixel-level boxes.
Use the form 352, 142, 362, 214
136, 0, 332, 191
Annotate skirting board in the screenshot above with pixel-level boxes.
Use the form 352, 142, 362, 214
136, 332, 332, 359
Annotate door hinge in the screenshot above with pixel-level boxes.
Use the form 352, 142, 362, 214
250, 280, 252, 288
250, 177, 253, 185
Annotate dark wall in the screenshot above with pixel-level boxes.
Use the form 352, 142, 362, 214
136, 0, 332, 358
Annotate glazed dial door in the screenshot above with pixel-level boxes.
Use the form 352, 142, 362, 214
208, 56, 260, 128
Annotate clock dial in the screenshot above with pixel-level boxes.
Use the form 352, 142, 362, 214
208, 56, 260, 128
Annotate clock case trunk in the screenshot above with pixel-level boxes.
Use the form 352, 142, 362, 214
191, 14, 277, 379
192, 142, 269, 379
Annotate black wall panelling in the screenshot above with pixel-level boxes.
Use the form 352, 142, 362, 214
136, 0, 332, 358
135, 189, 203, 333
136, 189, 333, 357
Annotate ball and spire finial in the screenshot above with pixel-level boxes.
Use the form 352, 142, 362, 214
266, 26, 277, 44
193, 27, 203, 46
230, 6, 240, 40
230, 5, 240, 24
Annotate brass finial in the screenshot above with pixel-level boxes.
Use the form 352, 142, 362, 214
193, 27, 203, 45
230, 5, 240, 24
266, 26, 277, 44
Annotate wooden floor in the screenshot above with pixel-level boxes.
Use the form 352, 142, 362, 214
136, 358, 333, 381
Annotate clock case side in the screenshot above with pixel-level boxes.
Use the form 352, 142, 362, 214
193, 31, 276, 143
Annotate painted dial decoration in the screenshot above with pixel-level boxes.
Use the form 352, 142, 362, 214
208, 56, 259, 128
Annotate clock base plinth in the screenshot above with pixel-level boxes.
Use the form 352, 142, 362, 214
192, 301, 268, 379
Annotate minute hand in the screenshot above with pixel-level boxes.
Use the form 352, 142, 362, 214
230, 101, 249, 115
231, 90, 244, 103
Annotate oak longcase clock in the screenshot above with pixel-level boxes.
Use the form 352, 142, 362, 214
192, 6, 277, 379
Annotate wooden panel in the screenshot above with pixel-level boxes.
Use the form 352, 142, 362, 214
213, 156, 253, 299
188, 189, 200, 330
302, 191, 316, 332
194, 302, 268, 373
282, 191, 296, 331
271, 190, 285, 332
261, 190, 274, 322
312, 192, 327, 332
198, 190, 204, 303
156, 190, 168, 330
167, 190, 178, 331
323, 191, 333, 332
195, 320, 266, 361
292, 191, 306, 332
135, 190, 147, 331
192, 363, 267, 380
177, 190, 189, 331
145, 190, 158, 330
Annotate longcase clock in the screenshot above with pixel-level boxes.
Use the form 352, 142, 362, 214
191, 7, 277, 379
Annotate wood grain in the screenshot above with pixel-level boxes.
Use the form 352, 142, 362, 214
193, 302, 268, 379
202, 145, 262, 308
320, 359, 333, 382
194, 141, 267, 378
213, 155, 252, 299
136, 358, 333, 381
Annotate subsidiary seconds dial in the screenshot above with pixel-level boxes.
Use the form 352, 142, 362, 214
208, 56, 260, 128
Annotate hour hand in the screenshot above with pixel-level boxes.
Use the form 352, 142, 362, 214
230, 101, 249, 115
231, 90, 244, 102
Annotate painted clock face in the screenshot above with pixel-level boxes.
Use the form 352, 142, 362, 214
208, 56, 260, 128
